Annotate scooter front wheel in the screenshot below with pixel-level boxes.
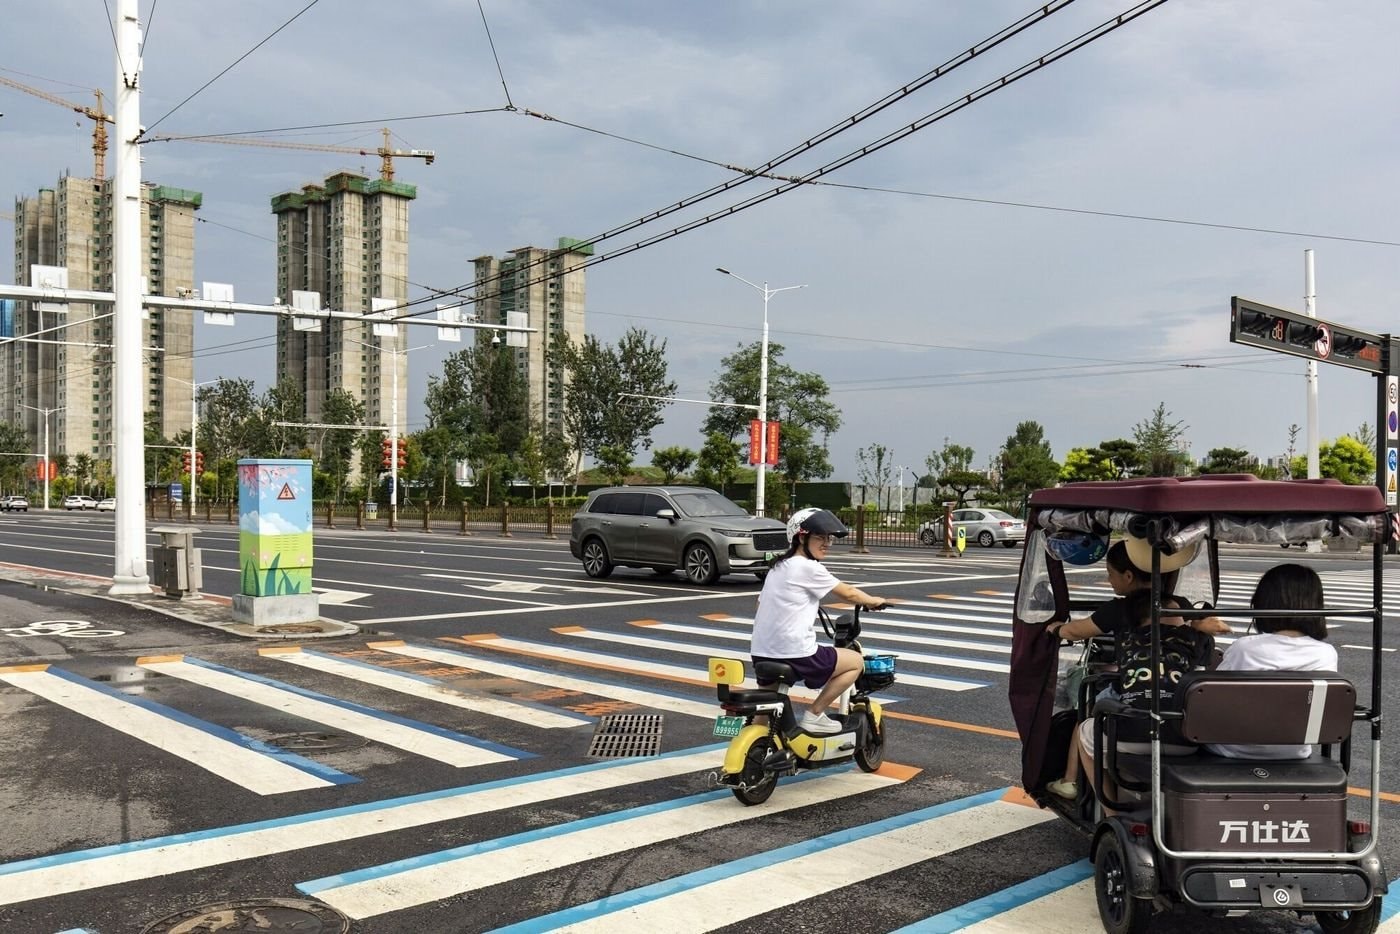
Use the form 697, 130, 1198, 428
732, 736, 779, 805
854, 712, 885, 773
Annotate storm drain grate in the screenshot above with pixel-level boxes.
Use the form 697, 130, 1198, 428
586, 713, 664, 758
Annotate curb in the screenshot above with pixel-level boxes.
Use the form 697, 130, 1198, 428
0, 564, 358, 641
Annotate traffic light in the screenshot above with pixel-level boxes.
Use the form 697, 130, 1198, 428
181, 451, 192, 475
1237, 308, 1273, 338
396, 438, 407, 469
195, 451, 205, 475
381, 436, 393, 469
1286, 322, 1323, 348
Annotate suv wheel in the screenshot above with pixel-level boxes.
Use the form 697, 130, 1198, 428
683, 542, 719, 585
581, 538, 614, 579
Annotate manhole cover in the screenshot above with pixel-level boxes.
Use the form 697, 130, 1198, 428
586, 713, 664, 758
266, 731, 368, 752
255, 623, 323, 634
142, 897, 349, 933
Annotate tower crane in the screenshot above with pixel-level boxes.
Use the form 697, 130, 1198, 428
0, 77, 110, 178
146, 127, 435, 182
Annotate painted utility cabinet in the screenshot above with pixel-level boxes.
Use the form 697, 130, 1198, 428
232, 458, 319, 626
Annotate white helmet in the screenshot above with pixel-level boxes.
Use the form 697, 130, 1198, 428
786, 507, 849, 542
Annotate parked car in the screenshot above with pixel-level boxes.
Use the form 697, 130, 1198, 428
96, 498, 116, 512
1, 495, 29, 512
918, 507, 1026, 548
62, 495, 98, 510
570, 486, 788, 585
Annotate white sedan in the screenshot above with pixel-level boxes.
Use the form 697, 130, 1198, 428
96, 498, 116, 512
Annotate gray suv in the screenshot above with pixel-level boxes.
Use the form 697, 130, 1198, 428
570, 486, 788, 585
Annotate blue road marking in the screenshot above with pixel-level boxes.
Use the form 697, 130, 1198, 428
44, 666, 356, 785
892, 859, 1094, 932
487, 786, 1008, 933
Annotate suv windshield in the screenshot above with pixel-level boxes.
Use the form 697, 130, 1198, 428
671, 491, 747, 518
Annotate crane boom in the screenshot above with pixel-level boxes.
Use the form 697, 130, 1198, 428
146, 127, 434, 181
0, 77, 110, 178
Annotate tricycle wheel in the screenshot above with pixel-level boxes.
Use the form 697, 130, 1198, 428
731, 736, 778, 806
1315, 902, 1383, 934
1095, 833, 1153, 934
854, 711, 885, 773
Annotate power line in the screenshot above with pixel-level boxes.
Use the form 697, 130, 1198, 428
140, 107, 511, 143
477, 0, 514, 110
141, 0, 324, 137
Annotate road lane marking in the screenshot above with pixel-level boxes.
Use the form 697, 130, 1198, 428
137, 656, 528, 768
487, 787, 1052, 933
258, 647, 591, 729
299, 766, 916, 919
640, 618, 1014, 656
0, 664, 350, 795
0, 746, 726, 907
893, 861, 1094, 932
370, 640, 717, 718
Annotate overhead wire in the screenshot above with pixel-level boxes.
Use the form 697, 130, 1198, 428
140, 0, 324, 138
477, 0, 514, 111
379, 0, 1171, 324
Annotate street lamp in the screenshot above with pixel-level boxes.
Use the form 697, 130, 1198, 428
347, 336, 429, 531
715, 267, 806, 517
20, 404, 65, 510
168, 376, 221, 512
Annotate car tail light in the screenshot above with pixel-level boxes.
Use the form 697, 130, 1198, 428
1350, 820, 1371, 836
1129, 822, 1150, 837
999, 521, 1013, 528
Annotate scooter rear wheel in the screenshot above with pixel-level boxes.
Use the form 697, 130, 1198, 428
732, 737, 779, 806
854, 712, 885, 773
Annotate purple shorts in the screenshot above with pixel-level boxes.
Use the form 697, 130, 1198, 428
752, 645, 837, 689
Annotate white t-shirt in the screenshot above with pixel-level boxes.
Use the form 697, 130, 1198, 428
750, 555, 840, 658
1206, 632, 1339, 760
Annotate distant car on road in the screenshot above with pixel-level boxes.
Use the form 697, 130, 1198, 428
63, 495, 98, 511
1, 495, 29, 512
570, 485, 788, 585
918, 507, 1026, 548
96, 498, 116, 512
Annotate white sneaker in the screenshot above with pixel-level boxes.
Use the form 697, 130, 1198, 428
799, 711, 842, 734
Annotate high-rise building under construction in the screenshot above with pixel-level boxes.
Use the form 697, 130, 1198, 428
4, 175, 200, 461
271, 171, 412, 448
472, 239, 590, 439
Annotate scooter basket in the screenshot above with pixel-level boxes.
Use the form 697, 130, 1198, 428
857, 653, 896, 691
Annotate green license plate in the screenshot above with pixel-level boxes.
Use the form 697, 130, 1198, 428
713, 715, 745, 738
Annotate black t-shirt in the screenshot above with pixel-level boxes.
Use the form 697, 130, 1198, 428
1089, 597, 1133, 639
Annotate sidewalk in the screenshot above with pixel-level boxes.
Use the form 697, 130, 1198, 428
0, 562, 358, 641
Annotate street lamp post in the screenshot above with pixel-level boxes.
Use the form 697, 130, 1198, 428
347, 337, 428, 531
715, 268, 806, 517
20, 404, 64, 510
169, 377, 220, 513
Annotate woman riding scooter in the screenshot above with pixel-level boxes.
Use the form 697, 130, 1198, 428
751, 507, 888, 734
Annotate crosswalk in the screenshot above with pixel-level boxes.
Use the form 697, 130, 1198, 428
0, 566, 1395, 932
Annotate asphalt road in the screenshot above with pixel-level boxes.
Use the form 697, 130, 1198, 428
0, 510, 1397, 933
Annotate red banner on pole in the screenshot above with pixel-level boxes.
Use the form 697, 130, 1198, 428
748, 420, 763, 465
765, 420, 780, 465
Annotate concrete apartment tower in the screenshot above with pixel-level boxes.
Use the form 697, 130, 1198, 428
5, 176, 200, 463
471, 239, 590, 439
271, 171, 412, 460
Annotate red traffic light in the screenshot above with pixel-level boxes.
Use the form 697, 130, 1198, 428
195, 452, 205, 475
181, 451, 192, 472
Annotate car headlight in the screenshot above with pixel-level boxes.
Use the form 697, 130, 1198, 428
710, 528, 754, 538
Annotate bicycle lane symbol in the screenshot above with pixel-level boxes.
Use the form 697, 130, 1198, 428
2, 619, 127, 639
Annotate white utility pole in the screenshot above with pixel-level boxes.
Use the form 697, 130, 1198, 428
20, 405, 63, 510
111, 0, 147, 594
1303, 249, 1322, 554
715, 268, 806, 517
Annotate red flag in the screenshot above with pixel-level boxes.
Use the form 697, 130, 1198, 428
765, 420, 780, 465
748, 420, 763, 465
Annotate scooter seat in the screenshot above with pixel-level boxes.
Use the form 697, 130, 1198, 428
752, 661, 799, 686
722, 688, 785, 706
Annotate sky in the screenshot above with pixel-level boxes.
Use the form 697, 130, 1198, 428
5, 0, 1400, 488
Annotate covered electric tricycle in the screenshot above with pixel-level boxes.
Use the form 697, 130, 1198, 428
1009, 475, 1387, 933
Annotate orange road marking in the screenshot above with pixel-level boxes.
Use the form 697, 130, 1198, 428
552, 626, 586, 634
257, 645, 301, 656
365, 639, 407, 649
1001, 787, 1040, 808
0, 663, 50, 673
701, 613, 732, 621
884, 710, 1020, 739
1348, 786, 1400, 804
135, 654, 183, 665
874, 762, 922, 781
629, 619, 661, 627
976, 590, 1002, 595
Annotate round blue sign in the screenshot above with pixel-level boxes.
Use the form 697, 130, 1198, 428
1388, 448, 1398, 472
1390, 411, 1398, 434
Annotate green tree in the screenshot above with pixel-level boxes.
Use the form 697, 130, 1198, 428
250, 379, 307, 458
73, 453, 93, 496
598, 445, 633, 486
1059, 447, 1117, 484
855, 443, 894, 508
1133, 403, 1190, 477
0, 421, 28, 493
694, 432, 742, 494
703, 341, 842, 485
1199, 447, 1255, 475
318, 389, 365, 504
1290, 436, 1375, 485
925, 440, 981, 503
560, 328, 675, 480
519, 433, 547, 504
652, 446, 696, 483
1096, 439, 1143, 478
1351, 421, 1377, 452
198, 378, 260, 497
995, 421, 1060, 512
